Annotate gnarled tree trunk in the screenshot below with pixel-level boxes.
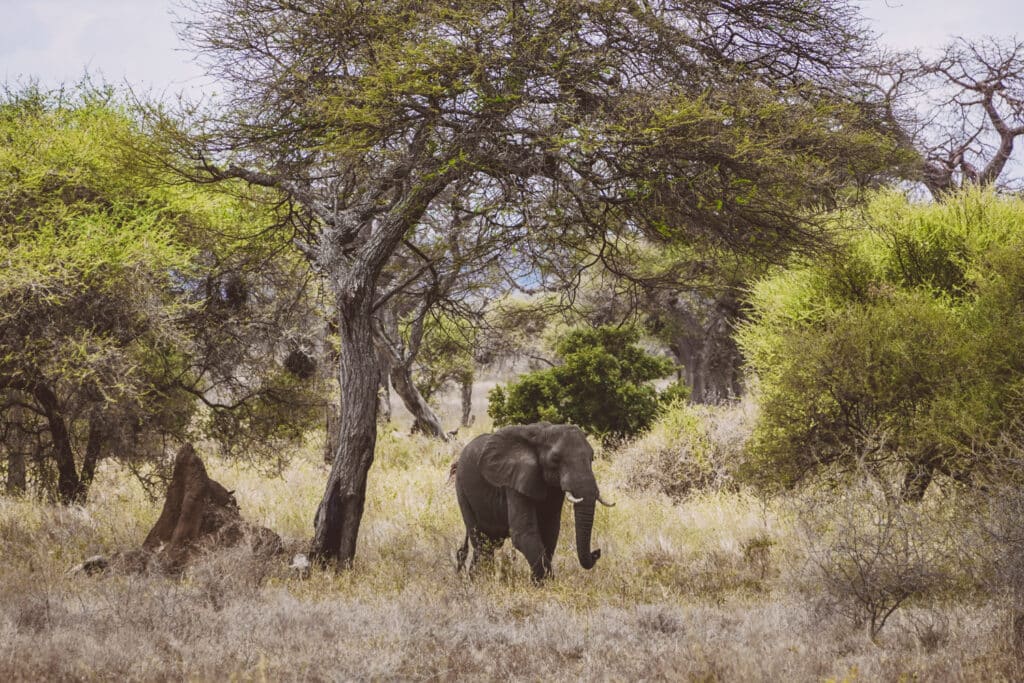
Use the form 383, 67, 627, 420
389, 362, 446, 438
310, 293, 380, 568
663, 291, 744, 405
80, 414, 104, 493
460, 375, 474, 428
374, 305, 447, 439
33, 382, 84, 503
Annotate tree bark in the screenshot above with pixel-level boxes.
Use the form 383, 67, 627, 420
309, 293, 380, 568
32, 382, 83, 503
79, 415, 104, 496
460, 375, 474, 428
389, 362, 447, 438
6, 448, 26, 495
323, 403, 341, 464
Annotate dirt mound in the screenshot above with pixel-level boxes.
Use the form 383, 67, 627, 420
145, 444, 282, 571
70, 444, 282, 575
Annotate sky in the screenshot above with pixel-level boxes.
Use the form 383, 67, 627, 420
1, 0, 1022, 95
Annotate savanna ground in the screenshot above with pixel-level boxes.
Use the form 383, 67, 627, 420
1, 386, 1022, 681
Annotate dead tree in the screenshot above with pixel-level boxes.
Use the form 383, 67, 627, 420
875, 37, 1024, 198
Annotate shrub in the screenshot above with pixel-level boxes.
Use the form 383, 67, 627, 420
488, 325, 675, 443
738, 189, 1024, 497
613, 401, 751, 500
967, 480, 1024, 653
742, 292, 964, 492
792, 478, 962, 640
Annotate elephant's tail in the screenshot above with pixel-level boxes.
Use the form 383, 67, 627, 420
456, 532, 469, 573
447, 459, 458, 484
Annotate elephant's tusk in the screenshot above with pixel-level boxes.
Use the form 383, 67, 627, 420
597, 494, 616, 507
566, 492, 584, 504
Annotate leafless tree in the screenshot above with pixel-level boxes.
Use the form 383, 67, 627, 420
876, 37, 1024, 198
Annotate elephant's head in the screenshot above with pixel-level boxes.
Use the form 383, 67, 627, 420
480, 422, 613, 570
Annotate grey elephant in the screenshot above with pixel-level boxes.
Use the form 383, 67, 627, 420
453, 422, 614, 582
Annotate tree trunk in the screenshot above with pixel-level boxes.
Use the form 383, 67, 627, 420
666, 292, 744, 405
389, 362, 447, 439
310, 294, 380, 569
373, 304, 446, 438
377, 347, 392, 424
79, 415, 104, 497
460, 375, 474, 428
901, 460, 935, 502
323, 403, 341, 464
6, 448, 26, 495
33, 382, 83, 503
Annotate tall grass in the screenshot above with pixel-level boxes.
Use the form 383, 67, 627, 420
1, 404, 1021, 681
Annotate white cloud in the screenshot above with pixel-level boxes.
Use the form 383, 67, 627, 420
859, 0, 1024, 51
0, 0, 208, 95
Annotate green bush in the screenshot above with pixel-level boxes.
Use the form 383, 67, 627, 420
488, 325, 675, 443
738, 189, 1024, 497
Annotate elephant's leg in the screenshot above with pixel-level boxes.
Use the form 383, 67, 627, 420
536, 494, 564, 570
468, 530, 500, 575
456, 531, 469, 572
507, 491, 550, 582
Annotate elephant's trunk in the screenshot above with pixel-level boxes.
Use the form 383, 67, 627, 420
573, 498, 600, 570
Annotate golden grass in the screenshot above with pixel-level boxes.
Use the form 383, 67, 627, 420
1, 411, 1022, 681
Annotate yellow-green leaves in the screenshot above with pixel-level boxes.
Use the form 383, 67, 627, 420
739, 188, 1024, 492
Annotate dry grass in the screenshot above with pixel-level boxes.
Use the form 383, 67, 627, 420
2, 404, 1022, 681
612, 398, 755, 500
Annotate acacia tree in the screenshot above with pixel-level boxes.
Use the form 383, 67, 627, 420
175, 0, 903, 567
413, 312, 481, 429
578, 256, 751, 405
0, 85, 324, 502
373, 183, 528, 435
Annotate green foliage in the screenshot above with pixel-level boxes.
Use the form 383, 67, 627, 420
488, 326, 675, 443
738, 189, 1024, 493
0, 84, 324, 499
623, 84, 915, 262
412, 313, 476, 401
659, 379, 692, 406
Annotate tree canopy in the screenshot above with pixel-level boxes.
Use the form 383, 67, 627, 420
164, 0, 912, 566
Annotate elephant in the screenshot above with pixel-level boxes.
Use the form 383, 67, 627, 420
453, 422, 614, 582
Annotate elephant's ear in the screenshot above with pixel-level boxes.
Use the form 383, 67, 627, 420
479, 426, 547, 500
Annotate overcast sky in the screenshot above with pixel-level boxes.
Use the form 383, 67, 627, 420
1, 0, 1022, 94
